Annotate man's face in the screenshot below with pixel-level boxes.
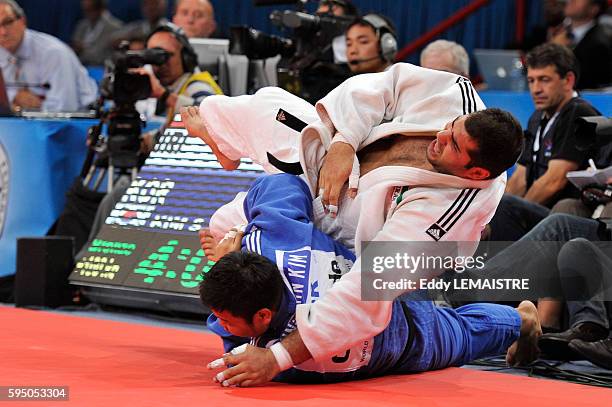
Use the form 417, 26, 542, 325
564, 0, 597, 20
0, 4, 25, 54
317, 1, 346, 16
147, 31, 184, 86
346, 24, 384, 74
212, 308, 269, 337
426, 115, 485, 179
421, 52, 462, 76
172, 0, 215, 38
527, 65, 573, 113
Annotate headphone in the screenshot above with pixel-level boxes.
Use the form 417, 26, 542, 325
361, 14, 398, 63
146, 22, 199, 73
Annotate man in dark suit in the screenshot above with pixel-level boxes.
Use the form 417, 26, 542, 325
552, 0, 612, 89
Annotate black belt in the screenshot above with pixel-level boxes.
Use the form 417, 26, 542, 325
267, 108, 307, 175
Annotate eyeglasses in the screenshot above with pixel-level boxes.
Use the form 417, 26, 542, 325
0, 16, 20, 30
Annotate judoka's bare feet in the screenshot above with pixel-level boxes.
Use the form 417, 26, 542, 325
506, 300, 542, 366
199, 228, 243, 262
180, 107, 240, 170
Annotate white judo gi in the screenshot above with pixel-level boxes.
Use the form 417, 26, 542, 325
199, 63, 507, 367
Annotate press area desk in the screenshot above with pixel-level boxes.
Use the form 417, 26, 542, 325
0, 117, 160, 277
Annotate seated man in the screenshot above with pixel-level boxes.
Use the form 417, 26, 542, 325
171, 0, 217, 39
183, 63, 525, 386
199, 173, 540, 384
441, 213, 611, 361
420, 39, 470, 77
0, 0, 98, 111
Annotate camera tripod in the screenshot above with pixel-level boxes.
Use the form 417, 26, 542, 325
81, 106, 144, 193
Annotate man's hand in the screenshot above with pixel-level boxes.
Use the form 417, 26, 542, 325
318, 141, 357, 217
129, 67, 166, 98
12, 89, 42, 110
208, 344, 280, 387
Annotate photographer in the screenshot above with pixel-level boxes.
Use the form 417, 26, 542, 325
75, 22, 222, 258
130, 22, 222, 150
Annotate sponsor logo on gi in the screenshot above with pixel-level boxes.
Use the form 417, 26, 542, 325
426, 224, 446, 241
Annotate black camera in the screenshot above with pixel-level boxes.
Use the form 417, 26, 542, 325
229, 0, 354, 102
100, 45, 172, 106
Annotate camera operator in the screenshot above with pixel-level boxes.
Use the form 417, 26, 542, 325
76, 22, 223, 258
345, 14, 397, 75
130, 22, 222, 150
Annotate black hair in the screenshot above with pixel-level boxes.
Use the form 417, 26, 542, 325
199, 251, 283, 322
526, 43, 579, 81
464, 108, 524, 179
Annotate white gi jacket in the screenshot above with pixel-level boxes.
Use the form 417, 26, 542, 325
199, 63, 506, 365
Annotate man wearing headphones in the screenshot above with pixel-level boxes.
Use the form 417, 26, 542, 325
345, 14, 397, 75
77, 22, 223, 260
132, 22, 222, 128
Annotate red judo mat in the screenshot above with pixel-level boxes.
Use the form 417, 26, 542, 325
1, 307, 611, 407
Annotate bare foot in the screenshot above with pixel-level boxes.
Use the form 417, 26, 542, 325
180, 107, 240, 170
199, 228, 243, 262
506, 300, 542, 366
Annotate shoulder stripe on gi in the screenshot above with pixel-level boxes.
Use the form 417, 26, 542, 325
425, 188, 480, 241
456, 78, 477, 115
246, 229, 262, 254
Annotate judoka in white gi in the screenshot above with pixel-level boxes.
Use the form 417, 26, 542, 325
180, 63, 541, 386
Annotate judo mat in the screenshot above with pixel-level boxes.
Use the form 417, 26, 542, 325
1, 307, 611, 407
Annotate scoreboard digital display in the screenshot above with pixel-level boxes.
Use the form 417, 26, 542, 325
70, 124, 263, 297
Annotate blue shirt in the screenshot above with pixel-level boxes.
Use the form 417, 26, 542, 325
0, 29, 98, 111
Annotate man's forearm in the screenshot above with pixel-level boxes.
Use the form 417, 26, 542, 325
524, 178, 566, 205
280, 329, 312, 366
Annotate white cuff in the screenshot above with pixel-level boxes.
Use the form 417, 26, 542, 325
330, 133, 351, 146
270, 342, 293, 371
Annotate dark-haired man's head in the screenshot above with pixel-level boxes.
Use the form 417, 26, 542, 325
526, 43, 577, 115
426, 108, 523, 180
199, 251, 283, 337
316, 0, 357, 17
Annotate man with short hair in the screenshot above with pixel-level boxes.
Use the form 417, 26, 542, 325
197, 173, 539, 384
171, 0, 216, 39
0, 0, 97, 111
72, 0, 123, 65
489, 43, 601, 241
420, 39, 470, 77
552, 0, 612, 89
345, 14, 396, 75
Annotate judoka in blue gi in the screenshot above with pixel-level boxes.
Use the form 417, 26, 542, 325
200, 173, 539, 384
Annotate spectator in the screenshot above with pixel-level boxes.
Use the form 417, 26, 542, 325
420, 39, 469, 77
345, 14, 397, 75
488, 43, 601, 241
0, 0, 97, 111
72, 0, 123, 65
552, 0, 612, 89
171, 0, 216, 39
110, 0, 168, 49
